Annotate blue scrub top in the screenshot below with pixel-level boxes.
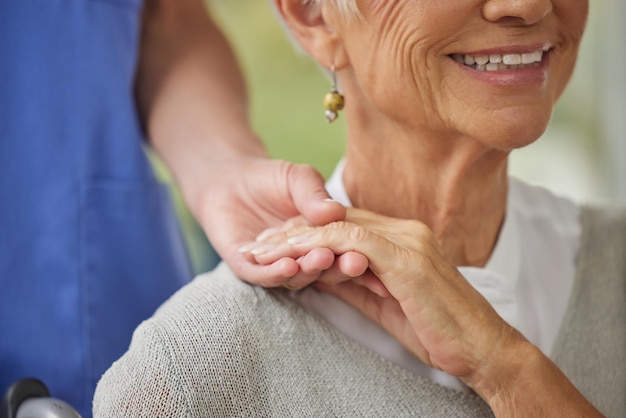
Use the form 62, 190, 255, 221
0, 1, 193, 416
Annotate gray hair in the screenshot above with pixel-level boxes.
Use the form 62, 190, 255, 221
272, 0, 360, 61
302, 0, 360, 19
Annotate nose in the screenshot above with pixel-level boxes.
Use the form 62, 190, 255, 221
482, 0, 553, 26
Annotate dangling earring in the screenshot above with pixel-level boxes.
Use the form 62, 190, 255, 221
323, 65, 345, 123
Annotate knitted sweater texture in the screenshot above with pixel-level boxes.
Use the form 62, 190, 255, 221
93, 207, 626, 417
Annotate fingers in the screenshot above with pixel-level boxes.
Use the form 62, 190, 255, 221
253, 216, 313, 243
353, 274, 391, 298
279, 248, 335, 290
246, 218, 448, 306
236, 239, 372, 290
236, 218, 367, 290
328, 251, 369, 279
273, 250, 372, 291
239, 223, 318, 264
286, 164, 346, 226
228, 253, 301, 287
253, 221, 399, 276
315, 281, 405, 332
241, 218, 402, 289
315, 267, 391, 298
297, 248, 336, 274
228, 248, 332, 290
239, 208, 442, 303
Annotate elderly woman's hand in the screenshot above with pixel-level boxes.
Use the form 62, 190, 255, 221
244, 211, 378, 293
246, 208, 602, 416
249, 208, 520, 385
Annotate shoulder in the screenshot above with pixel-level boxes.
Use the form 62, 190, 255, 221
580, 204, 626, 228
578, 204, 626, 252
93, 263, 298, 416
138, 262, 301, 354
152, 262, 274, 327
553, 204, 626, 417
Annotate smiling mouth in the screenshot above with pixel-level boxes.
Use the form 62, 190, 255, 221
450, 47, 549, 72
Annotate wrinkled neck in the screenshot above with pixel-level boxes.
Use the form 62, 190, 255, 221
342, 122, 509, 267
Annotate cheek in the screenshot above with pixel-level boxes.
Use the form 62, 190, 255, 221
550, 52, 577, 104
556, 0, 588, 33
350, 33, 448, 130
551, 2, 588, 98
347, 0, 473, 131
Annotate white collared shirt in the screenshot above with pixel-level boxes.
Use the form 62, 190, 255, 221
291, 160, 581, 392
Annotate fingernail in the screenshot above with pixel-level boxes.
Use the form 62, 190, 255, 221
287, 234, 312, 245
323, 198, 336, 202
250, 243, 277, 255
237, 242, 257, 253
255, 227, 281, 242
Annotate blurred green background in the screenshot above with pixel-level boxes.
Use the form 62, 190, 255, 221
210, 0, 347, 176
164, 0, 619, 274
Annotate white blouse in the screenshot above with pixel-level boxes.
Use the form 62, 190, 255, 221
291, 160, 581, 392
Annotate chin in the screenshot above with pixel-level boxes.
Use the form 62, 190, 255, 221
470, 111, 553, 151
477, 119, 549, 151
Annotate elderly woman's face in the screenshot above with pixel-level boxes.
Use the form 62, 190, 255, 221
332, 0, 588, 149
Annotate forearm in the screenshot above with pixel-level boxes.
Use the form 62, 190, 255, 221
472, 338, 602, 417
137, 0, 266, 213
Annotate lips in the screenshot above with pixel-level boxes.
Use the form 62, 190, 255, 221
450, 46, 550, 72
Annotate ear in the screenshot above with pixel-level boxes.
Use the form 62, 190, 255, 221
274, 0, 348, 70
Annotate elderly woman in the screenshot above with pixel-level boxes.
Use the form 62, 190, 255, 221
94, 0, 624, 416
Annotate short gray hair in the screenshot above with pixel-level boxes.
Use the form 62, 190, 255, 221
303, 0, 360, 19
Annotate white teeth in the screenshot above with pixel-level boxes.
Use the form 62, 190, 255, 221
502, 54, 522, 65
521, 53, 534, 64
522, 51, 542, 64
475, 55, 489, 65
453, 49, 545, 71
486, 63, 500, 71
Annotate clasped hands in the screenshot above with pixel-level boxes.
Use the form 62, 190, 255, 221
240, 207, 528, 401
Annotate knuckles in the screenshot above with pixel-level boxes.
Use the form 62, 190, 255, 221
323, 221, 371, 243
402, 219, 432, 237
347, 225, 371, 243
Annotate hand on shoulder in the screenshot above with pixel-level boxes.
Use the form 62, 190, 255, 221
198, 155, 369, 287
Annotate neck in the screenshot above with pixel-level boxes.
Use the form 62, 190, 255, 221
342, 117, 509, 267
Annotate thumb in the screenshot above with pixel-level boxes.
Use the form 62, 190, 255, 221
288, 163, 346, 226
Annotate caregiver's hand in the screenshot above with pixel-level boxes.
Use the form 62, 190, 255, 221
247, 208, 602, 416
198, 157, 368, 288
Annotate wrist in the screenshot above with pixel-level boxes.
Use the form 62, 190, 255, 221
154, 128, 267, 205
464, 326, 533, 405
179, 148, 269, 221
469, 333, 602, 417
